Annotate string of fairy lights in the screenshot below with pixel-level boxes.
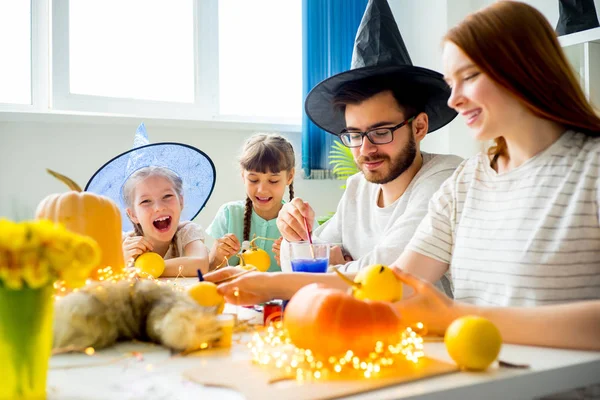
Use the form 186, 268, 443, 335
52, 265, 186, 298
249, 321, 425, 381
53, 265, 428, 383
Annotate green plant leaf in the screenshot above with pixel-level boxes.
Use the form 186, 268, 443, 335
328, 140, 359, 182
317, 212, 335, 225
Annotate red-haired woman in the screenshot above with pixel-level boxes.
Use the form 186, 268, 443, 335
392, 0, 600, 356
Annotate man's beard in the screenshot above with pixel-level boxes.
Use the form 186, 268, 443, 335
357, 135, 417, 185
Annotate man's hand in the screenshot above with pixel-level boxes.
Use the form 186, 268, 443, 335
276, 198, 315, 242
272, 237, 283, 266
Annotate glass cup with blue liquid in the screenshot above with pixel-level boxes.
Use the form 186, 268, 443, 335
289, 241, 330, 273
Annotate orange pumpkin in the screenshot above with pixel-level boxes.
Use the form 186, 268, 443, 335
283, 284, 403, 357
35, 170, 124, 280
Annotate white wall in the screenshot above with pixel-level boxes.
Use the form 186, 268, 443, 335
388, 0, 484, 160
0, 117, 344, 241
3, 0, 599, 230
388, 0, 600, 159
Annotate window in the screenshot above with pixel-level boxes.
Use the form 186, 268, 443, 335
218, 0, 302, 120
69, 0, 194, 103
45, 0, 302, 124
0, 1, 31, 105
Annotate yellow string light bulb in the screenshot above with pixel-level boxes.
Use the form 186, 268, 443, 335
53, 264, 188, 299
248, 322, 425, 381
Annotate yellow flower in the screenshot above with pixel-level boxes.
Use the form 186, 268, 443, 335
0, 219, 27, 252
21, 221, 42, 249
45, 243, 74, 271
22, 260, 51, 289
0, 250, 7, 268
0, 265, 23, 289
0, 219, 101, 290
71, 237, 101, 268
20, 251, 50, 289
58, 237, 100, 286
36, 219, 71, 248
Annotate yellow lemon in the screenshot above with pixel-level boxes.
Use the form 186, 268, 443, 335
240, 248, 270, 272
445, 316, 502, 371
134, 252, 165, 278
353, 264, 403, 302
188, 281, 225, 314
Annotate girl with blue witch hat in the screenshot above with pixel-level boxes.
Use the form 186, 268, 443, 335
86, 123, 216, 277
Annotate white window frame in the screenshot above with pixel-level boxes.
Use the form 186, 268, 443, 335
51, 0, 220, 121
0, 0, 48, 112
0, 0, 301, 129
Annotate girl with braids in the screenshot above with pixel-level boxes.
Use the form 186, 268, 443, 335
86, 123, 216, 278
207, 133, 296, 272
121, 166, 210, 277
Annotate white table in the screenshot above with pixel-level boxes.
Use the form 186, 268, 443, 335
48, 310, 600, 400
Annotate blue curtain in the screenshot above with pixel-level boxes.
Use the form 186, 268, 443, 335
302, 0, 368, 177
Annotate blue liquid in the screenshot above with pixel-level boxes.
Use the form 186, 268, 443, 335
291, 258, 328, 273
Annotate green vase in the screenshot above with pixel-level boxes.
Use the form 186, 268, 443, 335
0, 284, 54, 400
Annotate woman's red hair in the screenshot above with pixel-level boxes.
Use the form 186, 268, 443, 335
444, 1, 600, 159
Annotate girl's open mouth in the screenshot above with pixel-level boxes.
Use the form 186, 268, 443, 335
153, 216, 172, 232
255, 196, 273, 205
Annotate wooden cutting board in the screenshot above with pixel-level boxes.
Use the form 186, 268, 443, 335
184, 356, 458, 400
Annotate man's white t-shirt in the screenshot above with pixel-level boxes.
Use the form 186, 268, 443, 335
281, 152, 462, 295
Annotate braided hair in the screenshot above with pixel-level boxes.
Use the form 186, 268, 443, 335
240, 134, 296, 241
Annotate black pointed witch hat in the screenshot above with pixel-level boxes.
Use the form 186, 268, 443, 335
304, 0, 457, 135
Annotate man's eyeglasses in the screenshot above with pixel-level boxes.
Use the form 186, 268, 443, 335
339, 116, 416, 148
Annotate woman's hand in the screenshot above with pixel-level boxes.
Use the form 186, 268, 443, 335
122, 236, 153, 263
210, 233, 241, 270
203, 265, 244, 280
329, 245, 353, 266
204, 267, 274, 305
392, 269, 459, 336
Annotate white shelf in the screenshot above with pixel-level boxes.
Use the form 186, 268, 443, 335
559, 26, 600, 47
560, 27, 600, 107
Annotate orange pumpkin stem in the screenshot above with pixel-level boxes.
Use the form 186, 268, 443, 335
333, 267, 361, 289
47, 169, 83, 192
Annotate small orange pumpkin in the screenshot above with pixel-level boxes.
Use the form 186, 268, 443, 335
35, 169, 124, 280
283, 284, 403, 357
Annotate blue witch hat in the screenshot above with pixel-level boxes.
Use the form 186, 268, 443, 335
85, 123, 216, 232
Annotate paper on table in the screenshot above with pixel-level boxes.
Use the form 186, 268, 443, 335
184, 356, 458, 400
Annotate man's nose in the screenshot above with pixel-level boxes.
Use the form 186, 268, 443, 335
359, 135, 377, 154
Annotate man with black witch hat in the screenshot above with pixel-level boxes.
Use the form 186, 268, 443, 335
206, 0, 462, 304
